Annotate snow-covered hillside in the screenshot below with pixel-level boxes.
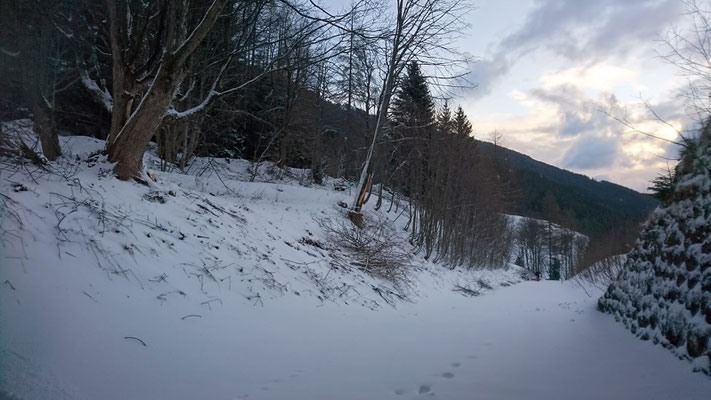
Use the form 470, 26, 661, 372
599, 123, 711, 375
2, 124, 709, 399
1, 126, 525, 398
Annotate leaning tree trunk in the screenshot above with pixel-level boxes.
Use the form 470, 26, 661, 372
104, 0, 228, 180
107, 75, 177, 179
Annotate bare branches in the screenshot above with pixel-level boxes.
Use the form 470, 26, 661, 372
452, 284, 480, 297
169, 0, 230, 70
600, 100, 686, 146
352, 0, 472, 212
321, 215, 411, 283
657, 0, 711, 121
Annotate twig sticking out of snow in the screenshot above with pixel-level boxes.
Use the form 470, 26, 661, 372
246, 293, 263, 307
452, 284, 480, 297
201, 297, 223, 310
124, 336, 147, 347
181, 314, 202, 320
82, 291, 98, 302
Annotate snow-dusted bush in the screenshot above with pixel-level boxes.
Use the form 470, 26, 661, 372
322, 216, 411, 283
598, 121, 711, 375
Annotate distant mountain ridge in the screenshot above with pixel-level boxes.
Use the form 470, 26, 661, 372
477, 140, 658, 237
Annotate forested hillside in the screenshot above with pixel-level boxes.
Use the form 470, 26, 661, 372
478, 141, 658, 238
0, 0, 516, 272
0, 0, 657, 270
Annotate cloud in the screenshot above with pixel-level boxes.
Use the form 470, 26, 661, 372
561, 135, 620, 169
528, 83, 620, 137
501, 0, 680, 60
467, 0, 682, 94
470, 77, 687, 190
559, 111, 594, 136
462, 0, 691, 191
468, 54, 511, 98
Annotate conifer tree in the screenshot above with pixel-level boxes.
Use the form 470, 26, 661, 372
391, 61, 435, 129
454, 105, 473, 136
437, 101, 455, 135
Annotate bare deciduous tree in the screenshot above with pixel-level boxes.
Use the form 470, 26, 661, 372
104, 0, 231, 179
351, 0, 472, 215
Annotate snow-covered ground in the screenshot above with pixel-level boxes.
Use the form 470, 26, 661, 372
1, 129, 709, 399
3, 279, 710, 400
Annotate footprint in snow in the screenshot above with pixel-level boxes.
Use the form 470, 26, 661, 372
450, 362, 460, 368
418, 384, 432, 394
394, 388, 406, 396
441, 372, 455, 379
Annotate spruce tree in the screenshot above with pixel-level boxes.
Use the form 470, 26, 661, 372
391, 61, 435, 129
454, 106, 473, 137
437, 101, 455, 135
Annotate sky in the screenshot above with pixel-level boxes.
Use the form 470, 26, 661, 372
453, 0, 693, 192
325, 0, 700, 192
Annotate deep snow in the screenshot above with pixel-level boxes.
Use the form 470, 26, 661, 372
3, 279, 710, 400
1, 129, 709, 399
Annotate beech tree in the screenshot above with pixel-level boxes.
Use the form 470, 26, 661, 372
103, 0, 233, 179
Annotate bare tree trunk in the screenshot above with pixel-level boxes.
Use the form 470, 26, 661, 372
24, 75, 61, 160
13, 1, 61, 161
179, 123, 189, 171
105, 0, 229, 179
109, 74, 179, 177
374, 182, 384, 210
352, 68, 395, 212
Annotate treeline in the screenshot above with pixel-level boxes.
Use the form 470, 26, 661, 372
378, 61, 511, 268
1, 0, 514, 269
513, 218, 587, 280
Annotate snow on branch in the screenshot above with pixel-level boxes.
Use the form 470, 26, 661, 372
80, 70, 113, 112
0, 47, 20, 57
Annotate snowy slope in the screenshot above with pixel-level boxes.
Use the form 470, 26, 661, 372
1, 128, 524, 399
1, 126, 709, 399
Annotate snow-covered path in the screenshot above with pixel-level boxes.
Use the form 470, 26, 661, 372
241, 280, 711, 400
6, 278, 710, 400
384, 281, 711, 400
